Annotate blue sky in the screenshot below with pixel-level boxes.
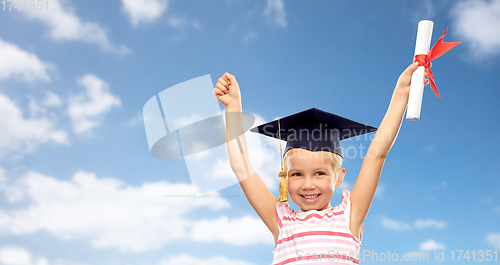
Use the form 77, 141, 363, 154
0, 0, 499, 264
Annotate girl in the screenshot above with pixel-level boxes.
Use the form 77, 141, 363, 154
213, 62, 429, 264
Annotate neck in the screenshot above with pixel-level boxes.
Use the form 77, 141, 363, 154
301, 202, 332, 212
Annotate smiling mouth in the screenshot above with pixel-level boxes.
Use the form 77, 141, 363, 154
301, 194, 320, 199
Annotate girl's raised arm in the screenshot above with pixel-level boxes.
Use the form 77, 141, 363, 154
214, 73, 279, 242
350, 62, 429, 237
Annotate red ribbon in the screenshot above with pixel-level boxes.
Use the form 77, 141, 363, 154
413, 28, 460, 97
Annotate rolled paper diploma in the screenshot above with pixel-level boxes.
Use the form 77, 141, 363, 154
406, 20, 434, 121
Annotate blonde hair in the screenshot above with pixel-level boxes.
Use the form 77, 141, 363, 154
283, 148, 343, 182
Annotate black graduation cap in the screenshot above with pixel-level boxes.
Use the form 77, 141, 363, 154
250, 108, 378, 159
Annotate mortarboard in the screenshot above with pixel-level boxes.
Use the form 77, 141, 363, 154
250, 107, 378, 202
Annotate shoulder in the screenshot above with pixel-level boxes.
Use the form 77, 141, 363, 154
340, 189, 352, 209
342, 189, 364, 243
276, 201, 294, 216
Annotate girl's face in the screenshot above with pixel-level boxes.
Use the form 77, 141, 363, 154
286, 149, 337, 212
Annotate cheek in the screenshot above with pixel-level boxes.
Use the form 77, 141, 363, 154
319, 179, 335, 190
287, 179, 303, 195
287, 179, 298, 190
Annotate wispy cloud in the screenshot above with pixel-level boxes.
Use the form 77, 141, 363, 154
420, 239, 446, 251
121, 0, 169, 27
158, 254, 257, 265
166, 15, 201, 30
67, 74, 121, 135
0, 39, 54, 82
0, 246, 88, 265
375, 184, 386, 198
0, 170, 272, 253
23, 0, 129, 54
171, 113, 203, 129
381, 216, 447, 231
27, 91, 63, 118
0, 93, 68, 158
187, 216, 271, 246
162, 15, 202, 43
450, 0, 500, 59
121, 0, 200, 43
126, 112, 144, 126
41, 91, 63, 107
263, 0, 287, 28
486, 233, 500, 248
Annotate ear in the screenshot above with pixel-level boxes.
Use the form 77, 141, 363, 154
335, 168, 346, 188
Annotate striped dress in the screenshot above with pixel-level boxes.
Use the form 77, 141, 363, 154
272, 189, 363, 265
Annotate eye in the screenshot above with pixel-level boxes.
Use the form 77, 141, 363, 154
315, 172, 325, 176
291, 173, 301, 176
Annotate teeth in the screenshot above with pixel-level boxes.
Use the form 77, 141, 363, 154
303, 194, 319, 199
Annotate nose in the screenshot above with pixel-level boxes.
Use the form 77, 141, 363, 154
301, 176, 315, 190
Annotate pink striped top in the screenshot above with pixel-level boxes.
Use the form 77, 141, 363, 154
272, 189, 363, 265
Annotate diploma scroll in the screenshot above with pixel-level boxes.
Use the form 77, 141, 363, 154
406, 20, 434, 121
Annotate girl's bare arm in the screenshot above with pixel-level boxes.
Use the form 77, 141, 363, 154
350, 62, 429, 236
215, 73, 279, 240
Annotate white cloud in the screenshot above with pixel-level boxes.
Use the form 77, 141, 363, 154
263, 0, 287, 28
121, 0, 168, 27
0, 246, 88, 265
67, 74, 121, 134
187, 215, 271, 246
27, 91, 63, 120
414, 219, 447, 229
486, 233, 500, 248
126, 112, 143, 126
339, 180, 353, 190
0, 246, 41, 265
41, 91, 63, 107
209, 158, 236, 180
0, 246, 257, 265
23, 0, 129, 54
375, 184, 385, 198
0, 93, 68, 158
120, 0, 201, 40
420, 239, 446, 251
381, 216, 447, 231
159, 254, 257, 265
166, 15, 201, 30
0, 39, 54, 82
450, 0, 500, 59
0, 170, 273, 253
0, 167, 6, 185
162, 15, 202, 43
381, 216, 413, 231
171, 113, 203, 129
27, 95, 46, 118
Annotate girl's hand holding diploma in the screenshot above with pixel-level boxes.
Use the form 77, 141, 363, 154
367, 61, 430, 159
394, 62, 430, 101
214, 72, 241, 110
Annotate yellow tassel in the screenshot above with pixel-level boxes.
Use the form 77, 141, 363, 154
278, 169, 288, 202
277, 119, 288, 202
